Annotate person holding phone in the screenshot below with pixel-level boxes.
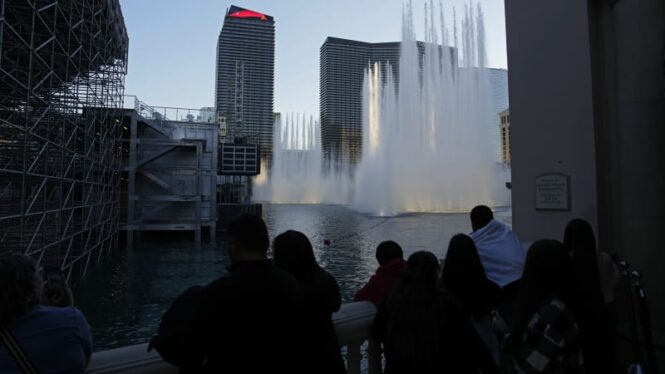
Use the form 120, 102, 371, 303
0, 253, 92, 373
42, 266, 74, 307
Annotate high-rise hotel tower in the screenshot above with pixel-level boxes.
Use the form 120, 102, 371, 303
320, 37, 403, 164
216, 5, 275, 160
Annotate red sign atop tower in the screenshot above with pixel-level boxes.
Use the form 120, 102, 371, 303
228, 8, 269, 21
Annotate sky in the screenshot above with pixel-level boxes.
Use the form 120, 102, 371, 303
118, 0, 507, 116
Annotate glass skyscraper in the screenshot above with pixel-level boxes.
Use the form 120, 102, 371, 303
216, 5, 275, 160
320, 37, 402, 164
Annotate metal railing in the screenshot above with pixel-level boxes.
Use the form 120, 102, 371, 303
87, 301, 380, 374
123, 96, 217, 125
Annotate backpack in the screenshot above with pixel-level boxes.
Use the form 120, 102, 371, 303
148, 285, 204, 367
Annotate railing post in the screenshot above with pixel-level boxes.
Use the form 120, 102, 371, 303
367, 339, 382, 374
346, 341, 362, 374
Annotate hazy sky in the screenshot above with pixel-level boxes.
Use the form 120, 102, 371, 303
119, 0, 507, 116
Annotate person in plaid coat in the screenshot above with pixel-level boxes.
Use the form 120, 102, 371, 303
504, 240, 584, 374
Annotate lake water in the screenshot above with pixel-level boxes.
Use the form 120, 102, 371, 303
74, 204, 511, 351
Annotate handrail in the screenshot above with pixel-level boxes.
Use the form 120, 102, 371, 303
87, 301, 379, 374
122, 95, 217, 124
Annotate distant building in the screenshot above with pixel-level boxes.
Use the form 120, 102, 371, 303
488, 68, 509, 163
218, 114, 228, 143
215, 5, 275, 160
499, 108, 511, 165
273, 112, 281, 131
487, 68, 509, 117
199, 107, 216, 123
320, 37, 404, 164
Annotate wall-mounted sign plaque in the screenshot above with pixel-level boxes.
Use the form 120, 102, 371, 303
535, 173, 570, 211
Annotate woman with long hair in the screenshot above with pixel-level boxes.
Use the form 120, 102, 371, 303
0, 253, 92, 373
442, 234, 500, 318
372, 250, 497, 374
507, 240, 583, 373
441, 234, 501, 363
272, 230, 346, 374
563, 218, 615, 373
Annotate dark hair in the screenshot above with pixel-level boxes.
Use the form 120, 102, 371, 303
441, 234, 498, 318
0, 253, 42, 324
563, 219, 613, 372
385, 251, 442, 366
512, 240, 580, 344
273, 230, 341, 313
376, 241, 403, 266
273, 230, 320, 280
562, 219, 604, 311
227, 214, 269, 253
470, 205, 493, 231
563, 219, 596, 254
42, 266, 73, 307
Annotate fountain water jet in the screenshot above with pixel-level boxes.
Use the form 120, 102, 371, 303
252, 113, 352, 204
254, 1, 510, 215
352, 1, 509, 215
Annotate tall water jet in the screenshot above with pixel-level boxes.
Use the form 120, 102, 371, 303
352, 1, 509, 215
252, 113, 352, 204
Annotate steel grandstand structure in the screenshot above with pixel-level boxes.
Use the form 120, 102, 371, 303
0, 0, 128, 279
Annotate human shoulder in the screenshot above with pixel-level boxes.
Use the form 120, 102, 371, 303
28, 305, 83, 324
204, 274, 235, 293
312, 268, 339, 289
270, 265, 304, 291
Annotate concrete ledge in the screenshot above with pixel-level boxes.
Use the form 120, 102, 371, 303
87, 343, 176, 373
87, 301, 378, 373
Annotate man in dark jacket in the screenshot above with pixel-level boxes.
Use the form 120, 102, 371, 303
354, 241, 406, 307
180, 214, 306, 373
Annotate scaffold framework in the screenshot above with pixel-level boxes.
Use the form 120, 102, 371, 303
0, 0, 128, 280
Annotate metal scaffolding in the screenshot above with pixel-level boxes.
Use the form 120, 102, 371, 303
0, 0, 128, 280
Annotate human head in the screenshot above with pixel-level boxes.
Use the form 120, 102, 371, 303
515, 239, 578, 334
375, 240, 403, 266
42, 266, 74, 307
563, 218, 605, 310
470, 205, 493, 231
441, 234, 487, 293
402, 251, 440, 289
227, 214, 269, 263
563, 218, 596, 255
386, 251, 444, 366
521, 240, 576, 300
0, 253, 42, 325
273, 230, 319, 279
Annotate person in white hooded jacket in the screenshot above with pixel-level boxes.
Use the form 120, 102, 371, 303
469, 205, 525, 324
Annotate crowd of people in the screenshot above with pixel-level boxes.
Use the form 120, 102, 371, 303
0, 205, 618, 373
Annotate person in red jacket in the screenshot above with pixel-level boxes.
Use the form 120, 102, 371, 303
354, 241, 406, 307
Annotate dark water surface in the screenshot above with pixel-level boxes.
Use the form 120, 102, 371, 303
74, 204, 511, 351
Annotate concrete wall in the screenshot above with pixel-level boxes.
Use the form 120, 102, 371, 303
506, 0, 599, 241
589, 0, 665, 367
507, 0, 665, 369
